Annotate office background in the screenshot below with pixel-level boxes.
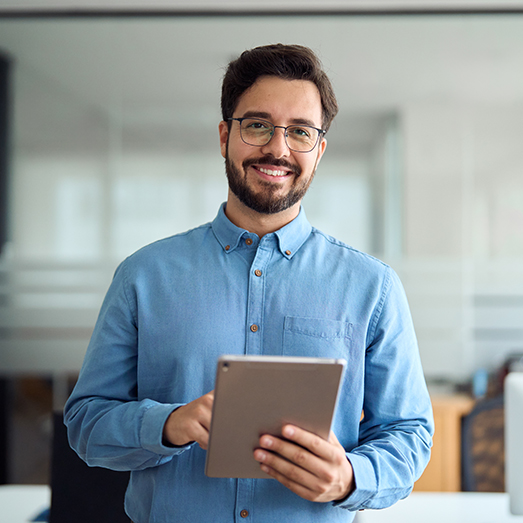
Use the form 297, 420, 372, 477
0, 0, 522, 490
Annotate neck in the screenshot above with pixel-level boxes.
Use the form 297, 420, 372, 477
225, 190, 300, 237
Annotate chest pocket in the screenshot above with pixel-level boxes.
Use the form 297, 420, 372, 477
282, 316, 352, 359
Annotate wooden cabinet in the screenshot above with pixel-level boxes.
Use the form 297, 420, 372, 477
414, 394, 475, 492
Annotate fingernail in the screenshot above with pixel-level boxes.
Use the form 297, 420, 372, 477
261, 436, 273, 448
254, 450, 266, 461
283, 426, 295, 437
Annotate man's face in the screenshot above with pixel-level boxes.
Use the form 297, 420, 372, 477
219, 76, 327, 215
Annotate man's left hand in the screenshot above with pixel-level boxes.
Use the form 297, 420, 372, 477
253, 425, 355, 502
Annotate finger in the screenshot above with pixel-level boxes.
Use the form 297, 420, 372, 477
258, 433, 317, 467
256, 428, 354, 502
164, 392, 213, 447
187, 412, 213, 449
259, 461, 321, 502
198, 390, 215, 414
256, 435, 327, 486
256, 449, 342, 503
195, 407, 212, 431
259, 428, 348, 482
196, 428, 210, 449
254, 447, 320, 494
204, 390, 215, 401
193, 391, 214, 448
255, 437, 354, 502
281, 425, 338, 463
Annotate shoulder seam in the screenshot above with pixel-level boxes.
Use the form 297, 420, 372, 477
310, 227, 389, 269
127, 222, 213, 258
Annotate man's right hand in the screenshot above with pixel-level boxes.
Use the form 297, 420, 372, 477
162, 390, 214, 449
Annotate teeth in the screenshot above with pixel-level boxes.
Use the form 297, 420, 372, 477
259, 167, 288, 177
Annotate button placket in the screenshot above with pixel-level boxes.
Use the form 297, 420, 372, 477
244, 239, 273, 356
235, 478, 254, 523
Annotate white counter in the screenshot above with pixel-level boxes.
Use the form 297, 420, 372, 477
356, 492, 522, 523
0, 485, 50, 523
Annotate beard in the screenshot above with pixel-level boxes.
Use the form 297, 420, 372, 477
225, 152, 315, 215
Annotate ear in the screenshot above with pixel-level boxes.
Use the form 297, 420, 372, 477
316, 137, 327, 164
218, 121, 229, 159
310, 137, 327, 175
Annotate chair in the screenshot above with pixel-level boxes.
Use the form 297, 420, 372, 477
49, 411, 131, 522
461, 395, 505, 492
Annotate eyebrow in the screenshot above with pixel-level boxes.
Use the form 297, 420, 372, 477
240, 111, 320, 129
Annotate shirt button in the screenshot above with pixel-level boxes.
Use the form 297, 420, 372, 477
245, 238, 253, 246
240, 509, 249, 518
225, 245, 230, 251
250, 324, 258, 333
285, 250, 291, 255
254, 269, 262, 277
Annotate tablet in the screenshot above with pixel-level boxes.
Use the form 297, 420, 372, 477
205, 354, 346, 478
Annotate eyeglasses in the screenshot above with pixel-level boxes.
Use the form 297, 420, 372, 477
228, 117, 326, 153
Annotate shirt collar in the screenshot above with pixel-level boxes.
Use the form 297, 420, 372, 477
211, 203, 312, 259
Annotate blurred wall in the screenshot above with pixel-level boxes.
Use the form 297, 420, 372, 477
0, 15, 522, 385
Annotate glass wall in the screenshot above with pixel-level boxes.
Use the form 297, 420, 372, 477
0, 14, 522, 395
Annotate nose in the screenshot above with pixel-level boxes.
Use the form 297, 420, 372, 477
260, 126, 290, 158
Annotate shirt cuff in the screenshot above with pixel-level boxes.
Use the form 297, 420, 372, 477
333, 452, 377, 510
140, 402, 193, 456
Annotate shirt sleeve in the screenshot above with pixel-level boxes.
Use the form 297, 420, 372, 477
336, 267, 434, 510
64, 261, 192, 471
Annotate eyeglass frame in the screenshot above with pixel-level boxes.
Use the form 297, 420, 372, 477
228, 117, 327, 153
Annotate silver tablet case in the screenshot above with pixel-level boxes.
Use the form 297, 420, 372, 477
205, 355, 346, 479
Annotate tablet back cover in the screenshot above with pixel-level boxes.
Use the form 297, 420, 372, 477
205, 355, 345, 478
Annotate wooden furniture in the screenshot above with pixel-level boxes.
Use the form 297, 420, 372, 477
461, 395, 505, 492
414, 394, 475, 492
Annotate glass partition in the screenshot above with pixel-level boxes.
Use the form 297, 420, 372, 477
0, 13, 523, 484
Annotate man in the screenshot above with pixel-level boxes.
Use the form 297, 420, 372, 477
65, 44, 433, 522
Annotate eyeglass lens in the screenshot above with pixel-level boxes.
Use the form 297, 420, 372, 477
239, 118, 319, 152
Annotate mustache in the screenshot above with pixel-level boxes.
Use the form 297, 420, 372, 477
242, 156, 302, 176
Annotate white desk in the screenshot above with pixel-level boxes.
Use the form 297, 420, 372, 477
1, 486, 522, 523
356, 492, 523, 523
0, 485, 50, 523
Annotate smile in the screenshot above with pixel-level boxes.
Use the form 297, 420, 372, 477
257, 166, 291, 177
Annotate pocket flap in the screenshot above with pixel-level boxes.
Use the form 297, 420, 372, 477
284, 316, 352, 340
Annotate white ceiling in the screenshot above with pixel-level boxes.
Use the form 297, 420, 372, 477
2, 0, 523, 12
1, 14, 523, 154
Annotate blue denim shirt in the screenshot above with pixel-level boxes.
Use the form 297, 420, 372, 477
65, 204, 433, 523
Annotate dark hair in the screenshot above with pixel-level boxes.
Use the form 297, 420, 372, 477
221, 44, 338, 132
